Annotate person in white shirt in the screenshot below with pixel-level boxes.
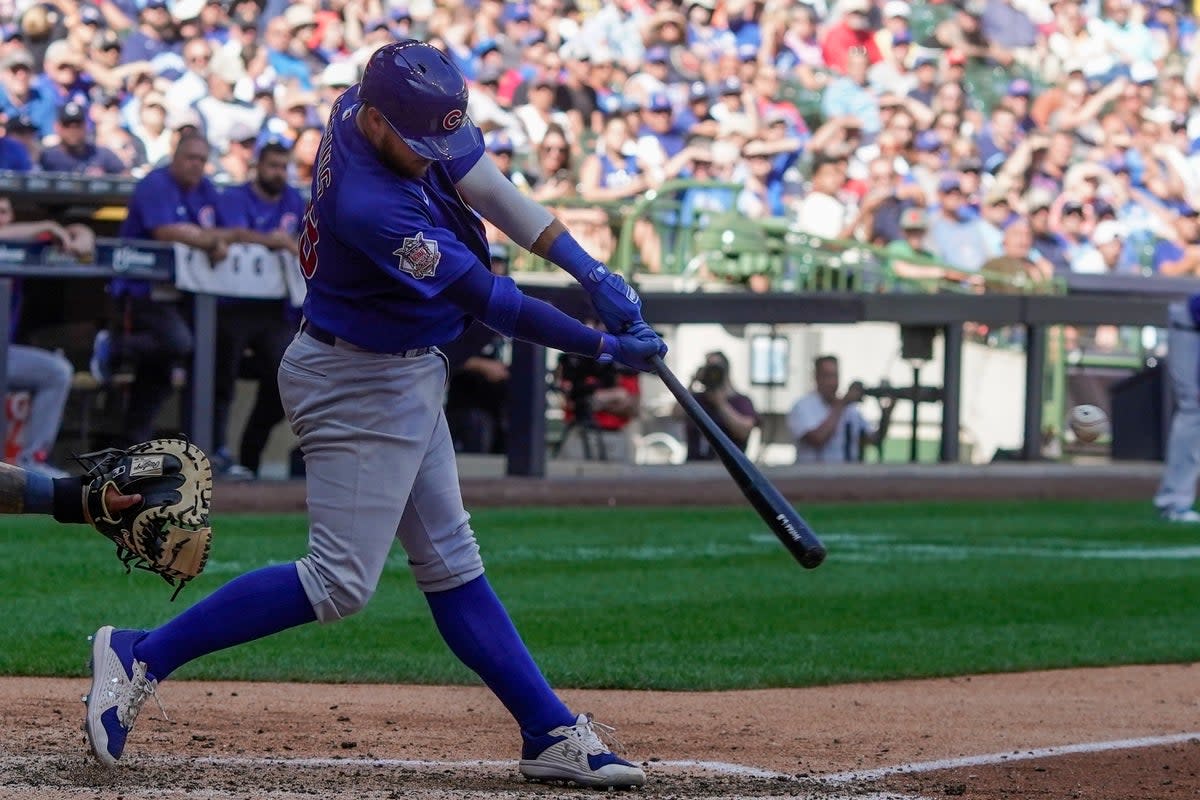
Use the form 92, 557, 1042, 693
788, 355, 893, 463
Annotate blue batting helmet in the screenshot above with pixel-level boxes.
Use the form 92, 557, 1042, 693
359, 40, 482, 161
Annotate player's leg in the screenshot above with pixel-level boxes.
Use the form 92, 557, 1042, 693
1154, 318, 1200, 520
120, 299, 193, 445
238, 317, 293, 475
397, 408, 643, 787
84, 336, 443, 764
7, 344, 72, 475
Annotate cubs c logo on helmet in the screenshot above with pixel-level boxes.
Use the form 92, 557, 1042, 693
442, 109, 464, 131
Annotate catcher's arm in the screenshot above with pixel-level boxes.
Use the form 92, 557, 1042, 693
0, 461, 141, 517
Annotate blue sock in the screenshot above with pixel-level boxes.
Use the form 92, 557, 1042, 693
426, 575, 574, 735
22, 470, 52, 514
133, 562, 316, 680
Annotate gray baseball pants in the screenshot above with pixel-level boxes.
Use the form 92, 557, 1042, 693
1154, 302, 1200, 513
7, 345, 72, 464
277, 330, 484, 622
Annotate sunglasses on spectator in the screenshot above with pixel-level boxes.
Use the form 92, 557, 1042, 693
541, 144, 568, 153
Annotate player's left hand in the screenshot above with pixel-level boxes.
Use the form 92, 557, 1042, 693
584, 264, 645, 333
597, 325, 667, 373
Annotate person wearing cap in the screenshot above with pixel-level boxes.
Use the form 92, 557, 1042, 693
792, 151, 861, 240
120, 0, 177, 67
868, 28, 916, 97
64, 4, 105, 60
926, 172, 999, 273
884, 206, 981, 285
94, 132, 239, 447
1025, 189, 1072, 274
171, 37, 214, 111
483, 131, 530, 191
979, 0, 1038, 53
635, 92, 686, 176
820, 0, 882, 74
39, 40, 93, 107
196, 48, 265, 153
514, 74, 570, 150
39, 101, 125, 174
876, 1, 911, 59
208, 139, 306, 478
1097, 0, 1156, 66
262, 15, 314, 91
821, 48, 881, 135
1000, 78, 1037, 133
0, 49, 56, 139
976, 105, 1023, 174
1070, 219, 1136, 274
211, 119, 258, 184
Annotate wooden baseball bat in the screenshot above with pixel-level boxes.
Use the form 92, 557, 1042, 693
650, 355, 826, 569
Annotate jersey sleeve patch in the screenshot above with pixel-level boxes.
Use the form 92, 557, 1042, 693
394, 232, 441, 279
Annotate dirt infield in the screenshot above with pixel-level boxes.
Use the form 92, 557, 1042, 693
1, 665, 1196, 799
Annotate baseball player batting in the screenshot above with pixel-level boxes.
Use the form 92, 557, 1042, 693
83, 40, 664, 788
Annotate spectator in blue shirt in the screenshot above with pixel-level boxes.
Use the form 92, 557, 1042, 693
121, 1, 183, 74
39, 101, 125, 174
94, 133, 238, 447
1153, 206, 1200, 276
0, 49, 57, 139
208, 141, 304, 477
0, 114, 32, 171
821, 48, 881, 135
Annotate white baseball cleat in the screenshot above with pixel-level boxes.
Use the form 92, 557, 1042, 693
82, 625, 163, 766
519, 712, 645, 787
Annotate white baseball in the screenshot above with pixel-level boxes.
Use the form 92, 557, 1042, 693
1069, 404, 1109, 443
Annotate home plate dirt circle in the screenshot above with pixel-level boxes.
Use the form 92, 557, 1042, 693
1, 665, 1197, 799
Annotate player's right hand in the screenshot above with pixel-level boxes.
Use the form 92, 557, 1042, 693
585, 264, 645, 333
597, 326, 667, 373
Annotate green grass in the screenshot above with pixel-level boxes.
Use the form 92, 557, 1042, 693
3, 501, 1199, 689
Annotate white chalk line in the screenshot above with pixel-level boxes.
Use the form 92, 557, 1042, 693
821, 731, 1200, 784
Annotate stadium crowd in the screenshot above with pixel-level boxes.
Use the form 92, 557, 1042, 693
0, 0, 1195, 282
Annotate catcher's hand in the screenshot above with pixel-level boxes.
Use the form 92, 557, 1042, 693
76, 438, 213, 600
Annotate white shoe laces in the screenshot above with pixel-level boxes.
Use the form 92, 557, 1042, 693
117, 661, 168, 729
570, 713, 622, 755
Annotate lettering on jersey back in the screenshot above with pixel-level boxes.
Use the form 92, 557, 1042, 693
394, 232, 440, 279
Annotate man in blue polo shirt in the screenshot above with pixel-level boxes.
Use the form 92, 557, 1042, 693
39, 102, 126, 174
94, 133, 237, 447
211, 141, 306, 477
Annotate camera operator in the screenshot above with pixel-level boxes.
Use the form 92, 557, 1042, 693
555, 318, 641, 441
679, 351, 759, 462
788, 355, 893, 463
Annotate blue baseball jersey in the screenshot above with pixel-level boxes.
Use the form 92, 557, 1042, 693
220, 182, 306, 235
115, 166, 226, 297
299, 84, 491, 353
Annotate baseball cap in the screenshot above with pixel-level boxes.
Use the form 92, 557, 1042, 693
365, 17, 390, 33
900, 207, 928, 229
737, 43, 757, 62
79, 5, 104, 26
1061, 199, 1085, 215
843, 0, 871, 13
7, 113, 35, 133
141, 0, 168, 10
142, 91, 167, 110
914, 130, 942, 152
1130, 61, 1158, 85
1025, 189, 1054, 212
391, 7, 412, 22
473, 38, 500, 56
0, 49, 34, 71
476, 65, 503, 85
284, 5, 316, 29
485, 131, 513, 154
688, 80, 709, 102
1007, 78, 1032, 97
1092, 198, 1116, 219
171, 0, 204, 22
719, 76, 742, 95
946, 49, 967, 66
892, 29, 913, 46
646, 92, 672, 112
319, 61, 357, 89
489, 242, 511, 262
226, 119, 260, 145
958, 157, 983, 173
937, 173, 962, 193
646, 45, 669, 64
1178, 205, 1200, 218
502, 3, 531, 22
884, 0, 911, 17
914, 54, 937, 68
1092, 220, 1123, 245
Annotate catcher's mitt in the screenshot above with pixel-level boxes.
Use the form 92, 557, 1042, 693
76, 438, 213, 600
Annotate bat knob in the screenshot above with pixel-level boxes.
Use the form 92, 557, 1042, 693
800, 546, 827, 569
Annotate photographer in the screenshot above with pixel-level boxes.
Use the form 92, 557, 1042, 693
555, 318, 641, 451
788, 355, 893, 463
679, 351, 759, 462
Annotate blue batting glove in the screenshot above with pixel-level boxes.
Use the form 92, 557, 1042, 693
585, 264, 645, 333
597, 329, 668, 373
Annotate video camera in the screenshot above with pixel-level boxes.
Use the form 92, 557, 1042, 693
694, 362, 727, 392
